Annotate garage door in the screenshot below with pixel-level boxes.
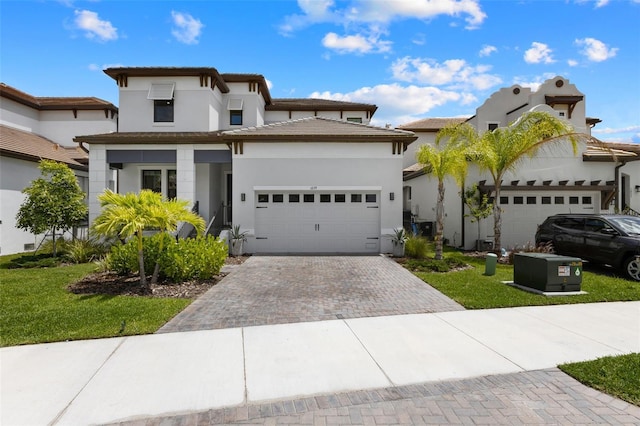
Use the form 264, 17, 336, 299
254, 191, 380, 253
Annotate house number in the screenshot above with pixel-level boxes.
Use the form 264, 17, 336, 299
310, 186, 317, 190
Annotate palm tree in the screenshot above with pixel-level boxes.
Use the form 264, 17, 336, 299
437, 111, 578, 254
149, 198, 204, 284
416, 138, 468, 260
92, 190, 203, 287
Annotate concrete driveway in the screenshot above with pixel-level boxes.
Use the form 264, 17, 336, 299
158, 255, 464, 333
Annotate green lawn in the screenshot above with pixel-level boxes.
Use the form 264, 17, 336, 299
0, 259, 191, 347
560, 353, 640, 406
412, 253, 640, 309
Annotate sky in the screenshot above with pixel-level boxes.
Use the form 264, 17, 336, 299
1, 0, 639, 143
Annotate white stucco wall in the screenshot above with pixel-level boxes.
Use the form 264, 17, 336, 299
38, 110, 117, 147
0, 98, 40, 133
0, 156, 88, 255
232, 142, 404, 253
264, 110, 370, 125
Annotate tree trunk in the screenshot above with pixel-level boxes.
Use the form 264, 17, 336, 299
52, 229, 57, 257
435, 180, 445, 260
150, 234, 165, 285
136, 231, 147, 287
493, 185, 502, 254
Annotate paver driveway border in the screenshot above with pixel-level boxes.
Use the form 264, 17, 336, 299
158, 255, 464, 333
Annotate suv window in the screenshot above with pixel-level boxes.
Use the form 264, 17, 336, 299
554, 217, 584, 231
585, 219, 608, 233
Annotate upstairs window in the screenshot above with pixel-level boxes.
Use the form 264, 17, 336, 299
154, 100, 174, 123
228, 99, 244, 126
487, 122, 499, 131
148, 83, 175, 123
347, 117, 362, 123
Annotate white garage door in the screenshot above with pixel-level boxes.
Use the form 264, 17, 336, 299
254, 191, 380, 253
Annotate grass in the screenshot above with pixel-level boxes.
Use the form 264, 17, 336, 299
411, 249, 640, 309
560, 353, 640, 406
0, 254, 191, 347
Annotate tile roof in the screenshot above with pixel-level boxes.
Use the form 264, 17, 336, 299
221, 117, 416, 142
267, 98, 377, 113
397, 117, 470, 131
0, 83, 117, 112
74, 132, 222, 145
0, 125, 88, 169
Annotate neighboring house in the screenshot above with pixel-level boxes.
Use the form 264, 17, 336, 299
74, 67, 416, 254
0, 84, 118, 254
400, 76, 640, 250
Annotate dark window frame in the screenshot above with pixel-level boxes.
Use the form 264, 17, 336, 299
154, 99, 174, 123
230, 110, 243, 126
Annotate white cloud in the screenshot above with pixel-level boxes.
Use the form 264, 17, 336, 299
479, 45, 497, 57
575, 37, 618, 62
310, 83, 469, 126
322, 32, 392, 54
88, 63, 124, 71
595, 0, 610, 7
592, 125, 640, 135
171, 11, 203, 45
280, 0, 486, 34
513, 73, 557, 92
567, 59, 579, 67
391, 56, 502, 90
74, 10, 117, 41
524, 42, 554, 64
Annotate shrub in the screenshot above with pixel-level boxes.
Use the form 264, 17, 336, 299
5, 253, 62, 269
64, 237, 110, 264
404, 257, 468, 273
507, 241, 554, 264
38, 237, 69, 256
106, 233, 172, 276
405, 236, 431, 259
160, 235, 228, 282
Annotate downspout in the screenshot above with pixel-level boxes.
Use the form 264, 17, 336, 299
460, 182, 466, 249
614, 162, 625, 211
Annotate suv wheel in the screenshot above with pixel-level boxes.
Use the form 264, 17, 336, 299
623, 255, 640, 281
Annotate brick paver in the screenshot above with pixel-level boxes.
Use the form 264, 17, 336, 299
157, 256, 464, 333
111, 369, 640, 425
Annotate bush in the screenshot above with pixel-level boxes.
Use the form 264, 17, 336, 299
64, 237, 110, 264
404, 257, 468, 273
106, 233, 227, 282
161, 235, 228, 281
5, 253, 62, 269
38, 237, 69, 256
405, 236, 432, 259
507, 241, 554, 264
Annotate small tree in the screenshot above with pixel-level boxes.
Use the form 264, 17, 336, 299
16, 160, 88, 256
416, 138, 468, 260
462, 184, 493, 250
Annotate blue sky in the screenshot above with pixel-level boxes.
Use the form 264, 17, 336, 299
1, 0, 639, 142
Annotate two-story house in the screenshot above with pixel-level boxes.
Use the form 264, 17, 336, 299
75, 67, 417, 254
0, 83, 118, 255
400, 76, 640, 250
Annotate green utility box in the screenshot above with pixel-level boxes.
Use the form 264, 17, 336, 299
514, 253, 582, 292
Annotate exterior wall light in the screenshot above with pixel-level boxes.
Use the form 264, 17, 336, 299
241, 193, 246, 201
390, 192, 395, 201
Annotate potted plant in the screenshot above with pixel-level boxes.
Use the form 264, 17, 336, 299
390, 227, 407, 257
229, 225, 248, 257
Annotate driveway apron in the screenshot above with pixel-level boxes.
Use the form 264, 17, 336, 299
157, 255, 464, 333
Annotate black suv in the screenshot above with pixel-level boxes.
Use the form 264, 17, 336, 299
535, 214, 640, 281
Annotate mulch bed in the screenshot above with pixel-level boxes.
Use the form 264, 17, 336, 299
68, 255, 250, 299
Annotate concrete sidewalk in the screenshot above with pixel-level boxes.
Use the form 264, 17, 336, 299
2, 301, 639, 425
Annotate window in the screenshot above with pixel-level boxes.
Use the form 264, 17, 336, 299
527, 196, 536, 205
555, 196, 564, 204
513, 196, 523, 205
154, 100, 174, 123
487, 122, 499, 131
351, 194, 362, 203
365, 194, 377, 203
500, 196, 509, 205
542, 196, 551, 205
569, 196, 579, 205
273, 194, 284, 203
347, 117, 362, 123
320, 194, 331, 203
335, 194, 346, 203
304, 194, 315, 203
289, 194, 300, 203
230, 110, 243, 126
228, 99, 243, 125
167, 170, 177, 199
142, 170, 162, 193
258, 194, 269, 203
582, 196, 592, 204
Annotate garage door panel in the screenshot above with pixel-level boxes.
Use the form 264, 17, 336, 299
254, 191, 380, 253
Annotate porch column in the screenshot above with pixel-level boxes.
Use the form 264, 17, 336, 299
176, 145, 196, 206
88, 144, 111, 224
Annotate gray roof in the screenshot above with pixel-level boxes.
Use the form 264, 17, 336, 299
398, 117, 470, 131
